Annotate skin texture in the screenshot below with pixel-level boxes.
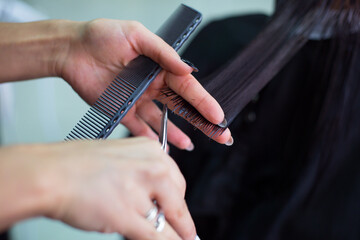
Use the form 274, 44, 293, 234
0, 138, 194, 240
0, 19, 233, 239
59, 19, 232, 146
0, 20, 231, 147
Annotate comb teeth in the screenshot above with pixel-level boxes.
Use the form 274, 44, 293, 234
160, 88, 226, 139
66, 54, 164, 140
95, 78, 136, 117
66, 77, 137, 140
66, 4, 203, 141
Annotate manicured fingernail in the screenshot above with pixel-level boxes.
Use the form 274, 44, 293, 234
218, 118, 228, 128
182, 58, 199, 72
195, 235, 201, 240
225, 137, 234, 147
186, 142, 195, 152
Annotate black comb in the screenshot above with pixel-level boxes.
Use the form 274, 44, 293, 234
66, 4, 202, 140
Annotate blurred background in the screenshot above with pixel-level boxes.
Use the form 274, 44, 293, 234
0, 0, 273, 239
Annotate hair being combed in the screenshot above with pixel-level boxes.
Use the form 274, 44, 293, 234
161, 0, 360, 141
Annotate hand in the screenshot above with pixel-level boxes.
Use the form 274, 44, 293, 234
0, 137, 197, 240
56, 19, 232, 148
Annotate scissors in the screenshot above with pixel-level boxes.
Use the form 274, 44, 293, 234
157, 104, 201, 240
159, 104, 168, 152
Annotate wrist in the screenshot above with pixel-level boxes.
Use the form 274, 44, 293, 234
47, 20, 83, 78
0, 144, 66, 229
0, 20, 82, 82
28, 144, 69, 220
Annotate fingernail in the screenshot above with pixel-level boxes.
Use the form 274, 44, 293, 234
195, 235, 201, 240
186, 142, 195, 152
225, 137, 234, 147
218, 118, 228, 128
182, 58, 199, 72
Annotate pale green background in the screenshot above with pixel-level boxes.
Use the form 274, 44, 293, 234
0, 0, 274, 239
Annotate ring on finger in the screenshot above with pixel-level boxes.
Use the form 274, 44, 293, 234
145, 206, 158, 222
155, 212, 165, 232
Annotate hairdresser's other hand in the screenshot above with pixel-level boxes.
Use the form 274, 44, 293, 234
56, 19, 232, 147
0, 137, 197, 240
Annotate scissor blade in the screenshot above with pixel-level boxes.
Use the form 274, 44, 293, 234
159, 104, 168, 152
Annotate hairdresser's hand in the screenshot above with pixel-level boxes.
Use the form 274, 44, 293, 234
56, 19, 232, 148
0, 137, 197, 240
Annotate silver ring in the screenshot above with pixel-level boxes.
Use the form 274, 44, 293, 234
155, 213, 165, 232
146, 206, 158, 222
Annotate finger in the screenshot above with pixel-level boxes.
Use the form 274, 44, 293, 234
162, 72, 225, 125
136, 101, 194, 151
135, 198, 182, 240
152, 182, 197, 240
211, 128, 233, 145
121, 108, 158, 141
124, 21, 193, 76
121, 214, 167, 240
159, 155, 187, 199
144, 148, 187, 198
122, 145, 186, 199
162, 219, 182, 240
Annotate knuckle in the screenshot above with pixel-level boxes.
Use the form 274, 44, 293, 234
178, 77, 193, 95
94, 18, 107, 23
127, 21, 145, 38
146, 161, 168, 178
125, 21, 142, 43
153, 47, 165, 62
156, 176, 176, 194
194, 94, 208, 109
128, 20, 142, 30
166, 203, 186, 223
89, 18, 104, 25
87, 18, 109, 31
84, 18, 105, 37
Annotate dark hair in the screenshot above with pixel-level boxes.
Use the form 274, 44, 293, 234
167, 1, 360, 239
162, 0, 360, 139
